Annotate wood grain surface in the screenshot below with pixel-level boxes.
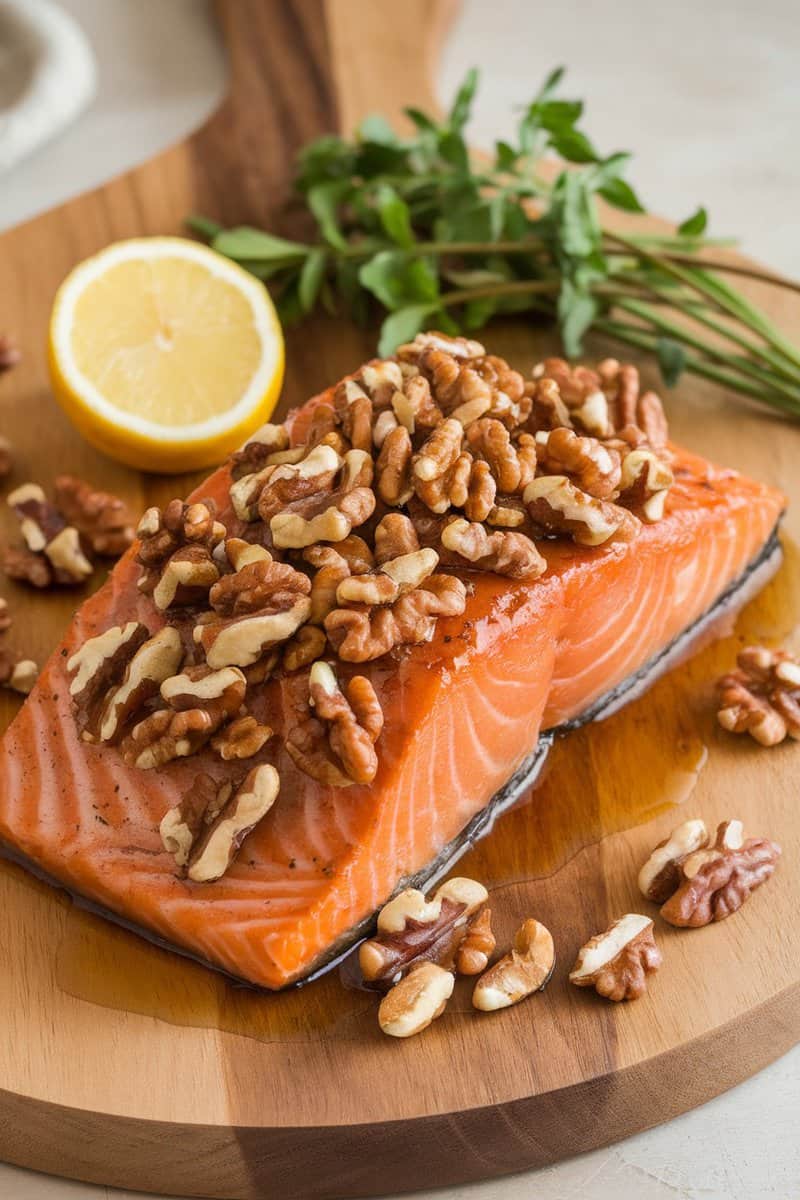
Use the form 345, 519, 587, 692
0, 1, 798, 1197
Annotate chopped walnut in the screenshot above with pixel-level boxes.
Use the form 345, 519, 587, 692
325, 574, 467, 662
161, 763, 279, 882
0, 436, 12, 479
660, 820, 781, 927
441, 518, 546, 579
638, 818, 710, 903
455, 908, 496, 976
617, 449, 674, 522
286, 661, 383, 786
195, 546, 312, 669
210, 714, 273, 760
535, 427, 622, 500
53, 475, 135, 557
136, 499, 225, 604
569, 913, 661, 1002
524, 475, 640, 547
0, 648, 39, 695
716, 645, 800, 746
359, 877, 489, 986
7, 482, 92, 584
375, 426, 413, 506
378, 960, 455, 1038
472, 917, 555, 1010
2, 544, 52, 588
283, 624, 327, 671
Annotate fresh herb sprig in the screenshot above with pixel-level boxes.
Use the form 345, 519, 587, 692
190, 67, 800, 419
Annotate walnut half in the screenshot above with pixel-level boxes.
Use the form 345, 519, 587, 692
569, 913, 661, 1002
660, 820, 781, 928
472, 917, 555, 1011
286, 661, 383, 787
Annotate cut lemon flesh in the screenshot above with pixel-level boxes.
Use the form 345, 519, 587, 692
48, 237, 284, 473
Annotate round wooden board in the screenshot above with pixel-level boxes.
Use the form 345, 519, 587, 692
0, 3, 798, 1197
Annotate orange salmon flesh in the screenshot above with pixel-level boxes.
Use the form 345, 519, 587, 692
0, 434, 785, 989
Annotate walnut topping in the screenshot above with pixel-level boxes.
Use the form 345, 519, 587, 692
359, 877, 489, 986
67, 623, 182, 743
160, 764, 279, 882
256, 443, 342, 522
412, 418, 469, 513
282, 624, 327, 671
270, 450, 375, 549
195, 550, 312, 669
716, 645, 800, 746
137, 499, 225, 605
569, 913, 661, 1002
441, 518, 546, 579
122, 664, 245, 771
660, 820, 781, 927
286, 661, 383, 786
375, 425, 413, 505
524, 475, 640, 546
617, 449, 674, 521
325, 573, 467, 662
396, 331, 485, 364
378, 960, 455, 1038
374, 513, 420, 563
638, 818, 710, 903
230, 422, 290, 479
467, 418, 530, 494
336, 547, 439, 606
472, 917, 555, 1011
53, 475, 135, 557
535, 427, 621, 500
0, 649, 39, 695
210, 714, 273, 760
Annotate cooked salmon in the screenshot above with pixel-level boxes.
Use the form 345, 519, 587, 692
0, 340, 786, 988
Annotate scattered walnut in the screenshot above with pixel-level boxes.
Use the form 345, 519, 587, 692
283, 624, 327, 671
617, 449, 674, 521
535, 427, 622, 500
441, 517, 546, 579
0, 334, 21, 374
524, 475, 640, 547
455, 908, 496, 976
195, 547, 312, 669
0, 436, 12, 479
359, 877, 489, 986
210, 714, 273, 760
286, 661, 383, 786
378, 960, 455, 1038
7, 482, 92, 584
716, 645, 800, 746
569, 913, 661, 1002
0, 649, 39, 695
161, 764, 280, 882
660, 820, 781, 927
2, 544, 54, 588
53, 475, 135, 557
325, 573, 467, 661
472, 917, 555, 1010
638, 818, 710, 903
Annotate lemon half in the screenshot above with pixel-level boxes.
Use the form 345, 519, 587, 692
48, 237, 284, 473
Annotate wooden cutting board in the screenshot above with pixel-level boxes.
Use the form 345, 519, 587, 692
0, 3, 798, 1197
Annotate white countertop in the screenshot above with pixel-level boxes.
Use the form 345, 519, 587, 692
1, 2, 798, 1198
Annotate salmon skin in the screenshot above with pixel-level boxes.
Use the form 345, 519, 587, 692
0, 342, 787, 991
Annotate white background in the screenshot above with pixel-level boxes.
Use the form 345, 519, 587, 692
1, 2, 798, 1198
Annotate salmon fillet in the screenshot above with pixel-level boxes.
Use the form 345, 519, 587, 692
0, 350, 786, 990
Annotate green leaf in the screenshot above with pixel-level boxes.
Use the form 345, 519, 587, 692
376, 186, 414, 248
678, 207, 708, 237
558, 278, 597, 356
358, 114, 399, 145
535, 66, 566, 104
495, 141, 518, 171
449, 68, 479, 132
656, 336, 687, 387
298, 249, 327, 314
598, 178, 645, 213
437, 129, 470, 171
378, 303, 439, 356
549, 127, 600, 164
404, 106, 439, 134
295, 135, 356, 191
187, 214, 222, 240
307, 181, 352, 249
463, 296, 498, 329
212, 227, 309, 263
358, 250, 439, 309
